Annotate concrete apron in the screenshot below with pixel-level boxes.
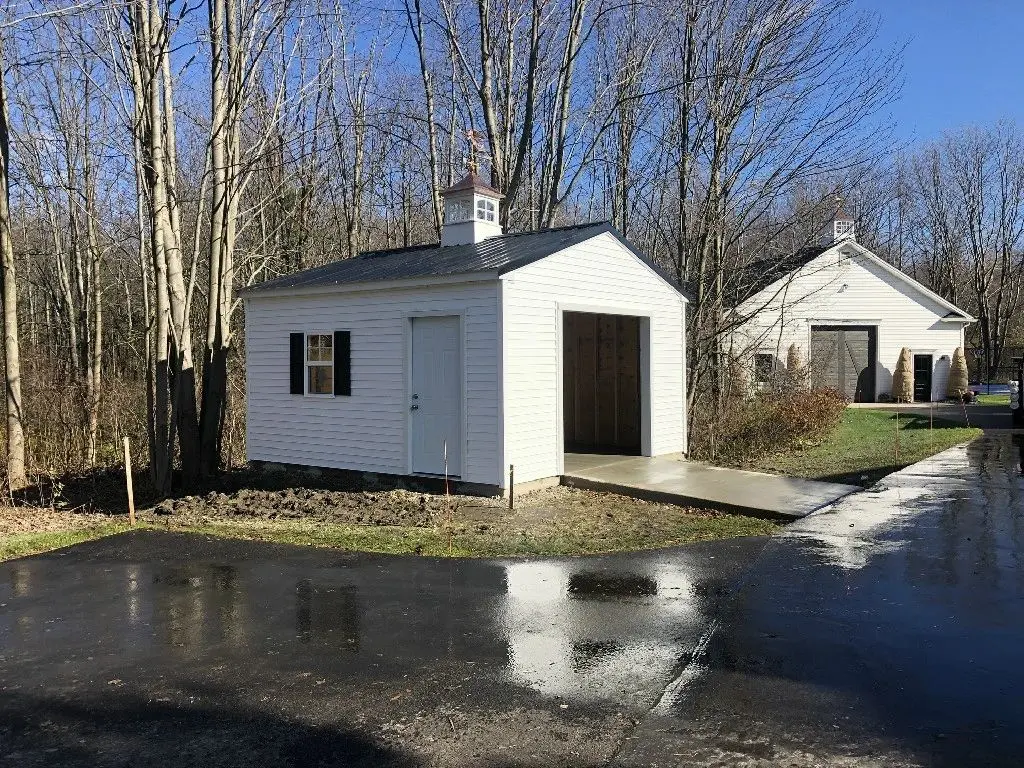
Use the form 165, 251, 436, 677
563, 453, 859, 520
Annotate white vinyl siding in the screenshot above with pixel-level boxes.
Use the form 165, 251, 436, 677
500, 232, 687, 484
733, 247, 968, 402
245, 281, 500, 485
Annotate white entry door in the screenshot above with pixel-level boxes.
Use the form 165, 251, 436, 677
410, 315, 462, 476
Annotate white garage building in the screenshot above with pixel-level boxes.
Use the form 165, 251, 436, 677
243, 174, 688, 493
732, 212, 975, 402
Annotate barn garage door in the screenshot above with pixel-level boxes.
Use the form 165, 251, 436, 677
563, 312, 642, 454
810, 325, 876, 402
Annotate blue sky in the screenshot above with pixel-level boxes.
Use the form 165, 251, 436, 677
859, 0, 1023, 146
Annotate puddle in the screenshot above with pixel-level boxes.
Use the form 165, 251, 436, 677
0, 538, 761, 709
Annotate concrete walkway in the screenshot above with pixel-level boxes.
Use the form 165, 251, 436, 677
563, 453, 859, 519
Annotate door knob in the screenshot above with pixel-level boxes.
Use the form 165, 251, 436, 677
410, 404, 419, 411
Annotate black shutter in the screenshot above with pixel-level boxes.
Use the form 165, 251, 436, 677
289, 333, 304, 394
335, 330, 351, 396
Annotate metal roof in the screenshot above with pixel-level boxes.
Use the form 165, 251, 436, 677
441, 172, 504, 198
243, 221, 689, 298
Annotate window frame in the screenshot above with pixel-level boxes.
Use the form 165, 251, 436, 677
475, 196, 496, 223
304, 331, 335, 397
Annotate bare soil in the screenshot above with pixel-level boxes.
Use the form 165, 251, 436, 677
137, 483, 778, 557
0, 505, 118, 536
5, 467, 779, 558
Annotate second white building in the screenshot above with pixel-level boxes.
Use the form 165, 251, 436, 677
731, 211, 975, 402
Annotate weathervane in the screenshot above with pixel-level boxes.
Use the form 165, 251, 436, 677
465, 129, 486, 175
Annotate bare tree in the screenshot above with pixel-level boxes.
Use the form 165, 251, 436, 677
0, 38, 26, 488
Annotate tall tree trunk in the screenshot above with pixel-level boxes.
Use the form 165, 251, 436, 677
0, 45, 26, 489
199, 0, 237, 476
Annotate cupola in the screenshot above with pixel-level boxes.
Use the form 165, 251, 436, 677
832, 204, 855, 243
440, 173, 504, 247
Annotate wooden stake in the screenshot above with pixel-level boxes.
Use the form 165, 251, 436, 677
443, 440, 452, 557
508, 464, 514, 510
124, 437, 136, 527
894, 407, 900, 463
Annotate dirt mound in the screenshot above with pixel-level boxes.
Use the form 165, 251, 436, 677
141, 486, 495, 528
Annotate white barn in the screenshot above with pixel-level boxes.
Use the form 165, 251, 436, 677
732, 212, 975, 402
243, 174, 688, 494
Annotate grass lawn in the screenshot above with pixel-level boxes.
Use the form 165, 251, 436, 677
166, 508, 779, 558
0, 523, 130, 562
748, 408, 982, 487
974, 392, 1009, 405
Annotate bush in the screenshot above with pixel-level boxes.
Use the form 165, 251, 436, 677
695, 387, 849, 464
785, 344, 807, 390
892, 347, 914, 402
947, 347, 969, 398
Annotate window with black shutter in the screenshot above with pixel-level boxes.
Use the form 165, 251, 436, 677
290, 331, 351, 396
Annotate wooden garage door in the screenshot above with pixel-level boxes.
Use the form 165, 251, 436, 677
563, 312, 641, 454
810, 326, 876, 402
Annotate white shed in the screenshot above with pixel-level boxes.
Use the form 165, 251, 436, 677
732, 212, 975, 402
243, 174, 688, 494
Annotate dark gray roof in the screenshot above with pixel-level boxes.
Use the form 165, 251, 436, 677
244, 221, 688, 297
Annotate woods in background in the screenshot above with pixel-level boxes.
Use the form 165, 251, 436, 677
0, 0, 1017, 491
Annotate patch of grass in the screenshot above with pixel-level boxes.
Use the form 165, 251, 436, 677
974, 393, 1009, 405
166, 510, 779, 558
0, 523, 130, 562
747, 408, 982, 487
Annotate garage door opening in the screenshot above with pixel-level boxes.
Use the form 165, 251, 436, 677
562, 311, 642, 455
810, 325, 877, 402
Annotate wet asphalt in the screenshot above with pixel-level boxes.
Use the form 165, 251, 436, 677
2, 431, 1023, 767
0, 526, 766, 767
619, 431, 1024, 767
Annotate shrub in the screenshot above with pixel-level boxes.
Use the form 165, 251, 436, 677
785, 344, 807, 390
947, 347, 969, 398
892, 347, 914, 402
696, 387, 848, 464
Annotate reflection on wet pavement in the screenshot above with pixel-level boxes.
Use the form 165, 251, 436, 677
499, 561, 701, 703
0, 532, 765, 734
617, 431, 1024, 768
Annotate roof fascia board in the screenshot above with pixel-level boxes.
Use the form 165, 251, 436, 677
242, 270, 499, 300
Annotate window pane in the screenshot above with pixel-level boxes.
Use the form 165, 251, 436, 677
308, 364, 333, 394
755, 354, 774, 384
307, 334, 332, 362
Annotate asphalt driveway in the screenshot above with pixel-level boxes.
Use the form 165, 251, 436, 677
3, 432, 1023, 767
0, 528, 767, 767
618, 431, 1024, 767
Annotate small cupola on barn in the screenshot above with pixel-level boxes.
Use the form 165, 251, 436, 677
440, 172, 504, 246
832, 203, 856, 243
440, 129, 504, 247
